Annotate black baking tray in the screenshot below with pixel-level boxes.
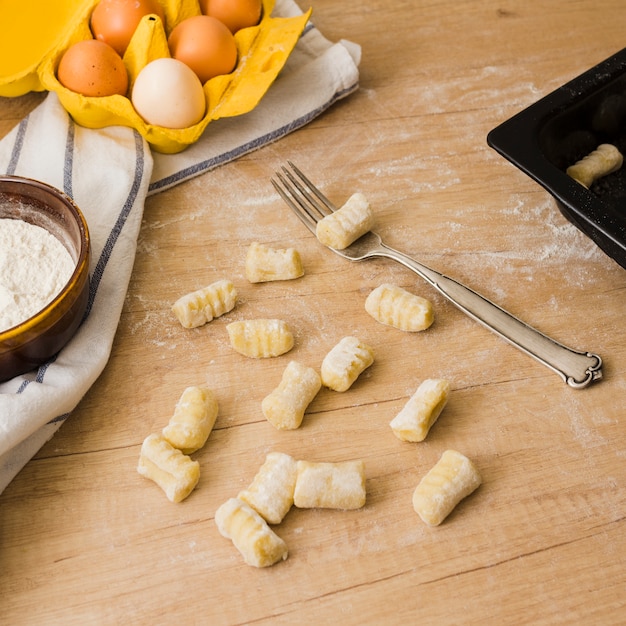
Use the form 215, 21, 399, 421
487, 47, 626, 269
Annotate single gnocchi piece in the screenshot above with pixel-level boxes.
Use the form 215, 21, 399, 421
215, 497, 289, 568
261, 361, 322, 430
390, 379, 451, 442
238, 452, 298, 524
172, 279, 237, 329
320, 336, 375, 392
365, 283, 434, 332
162, 386, 219, 454
315, 192, 374, 250
566, 143, 623, 188
294, 459, 366, 510
245, 241, 304, 283
226, 319, 294, 358
137, 433, 200, 503
412, 449, 481, 526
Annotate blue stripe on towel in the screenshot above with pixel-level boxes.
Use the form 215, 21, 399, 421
6, 116, 28, 175
63, 122, 75, 198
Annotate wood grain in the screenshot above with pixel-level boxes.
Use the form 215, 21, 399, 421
2, 1, 626, 624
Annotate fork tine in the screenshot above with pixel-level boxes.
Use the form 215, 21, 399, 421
277, 166, 330, 222
285, 161, 337, 214
271, 174, 318, 235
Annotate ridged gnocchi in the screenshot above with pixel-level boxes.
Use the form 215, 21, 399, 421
172, 278, 237, 329
261, 361, 322, 430
162, 386, 219, 454
137, 433, 200, 503
566, 143, 623, 188
217, 452, 368, 566
238, 452, 298, 524
320, 336, 375, 392
412, 449, 481, 526
294, 459, 366, 510
215, 497, 289, 568
245, 241, 304, 283
365, 283, 434, 332
390, 379, 450, 442
315, 192, 374, 250
226, 319, 294, 358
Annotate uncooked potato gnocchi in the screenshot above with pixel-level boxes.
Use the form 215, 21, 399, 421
315, 192, 374, 250
261, 361, 322, 430
294, 459, 366, 510
162, 386, 219, 454
412, 449, 481, 526
217, 453, 368, 566
137, 433, 200, 503
320, 336, 375, 392
245, 241, 304, 283
215, 497, 289, 568
226, 319, 294, 358
566, 143, 623, 188
172, 278, 237, 329
365, 283, 434, 332
238, 452, 298, 524
389, 378, 450, 442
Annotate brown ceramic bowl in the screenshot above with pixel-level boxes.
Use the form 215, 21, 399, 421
0, 176, 90, 382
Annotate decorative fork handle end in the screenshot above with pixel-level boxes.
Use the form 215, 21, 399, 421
561, 352, 602, 389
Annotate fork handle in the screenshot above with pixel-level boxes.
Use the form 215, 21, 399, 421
378, 242, 602, 388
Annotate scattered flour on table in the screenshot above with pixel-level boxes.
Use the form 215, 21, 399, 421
0, 218, 75, 332
438, 195, 612, 287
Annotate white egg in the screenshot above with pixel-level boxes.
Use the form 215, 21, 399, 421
131, 58, 206, 129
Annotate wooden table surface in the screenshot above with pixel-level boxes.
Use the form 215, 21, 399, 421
2, 1, 626, 624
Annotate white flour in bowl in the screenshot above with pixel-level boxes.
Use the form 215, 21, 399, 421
0, 218, 76, 332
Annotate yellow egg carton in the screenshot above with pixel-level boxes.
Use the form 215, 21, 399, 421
0, 0, 311, 153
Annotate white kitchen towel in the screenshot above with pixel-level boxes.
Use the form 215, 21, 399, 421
0, 0, 360, 494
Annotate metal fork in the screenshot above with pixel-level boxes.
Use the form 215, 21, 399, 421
271, 161, 602, 389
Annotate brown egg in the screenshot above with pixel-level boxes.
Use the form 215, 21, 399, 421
199, 0, 262, 34
168, 16, 237, 84
57, 39, 128, 97
90, 0, 165, 56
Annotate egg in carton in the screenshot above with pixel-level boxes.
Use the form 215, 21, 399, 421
0, 0, 311, 153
